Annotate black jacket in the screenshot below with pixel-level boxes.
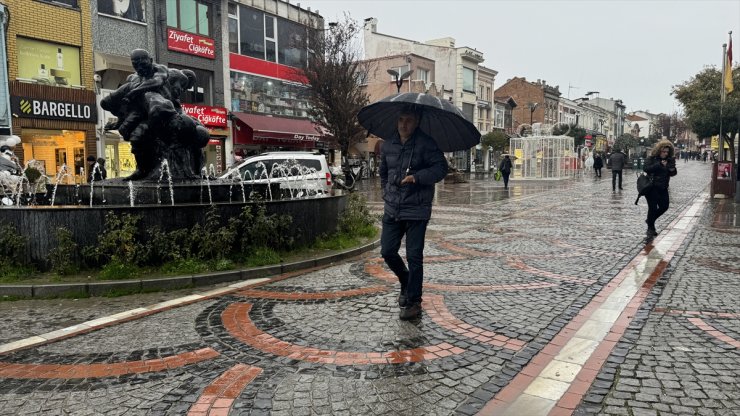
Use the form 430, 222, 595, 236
643, 156, 677, 189
593, 156, 603, 169
380, 130, 448, 220
499, 157, 512, 173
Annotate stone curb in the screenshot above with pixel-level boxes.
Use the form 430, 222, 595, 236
0, 239, 381, 299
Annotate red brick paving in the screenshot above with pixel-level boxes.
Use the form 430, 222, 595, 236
187, 363, 263, 416
236, 286, 389, 300
222, 303, 465, 365
423, 294, 526, 351
687, 317, 740, 349
0, 347, 219, 379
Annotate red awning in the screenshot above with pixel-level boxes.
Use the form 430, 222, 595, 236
232, 112, 323, 149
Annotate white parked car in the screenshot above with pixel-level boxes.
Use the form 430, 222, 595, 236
219, 151, 333, 195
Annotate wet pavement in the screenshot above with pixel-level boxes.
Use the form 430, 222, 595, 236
0, 162, 738, 415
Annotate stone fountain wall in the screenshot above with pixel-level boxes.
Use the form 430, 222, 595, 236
1, 195, 347, 269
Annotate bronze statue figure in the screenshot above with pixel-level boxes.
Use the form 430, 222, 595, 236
101, 49, 210, 180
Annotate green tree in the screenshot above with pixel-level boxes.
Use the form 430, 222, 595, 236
480, 130, 508, 152
613, 133, 638, 153
299, 15, 370, 166
673, 66, 740, 162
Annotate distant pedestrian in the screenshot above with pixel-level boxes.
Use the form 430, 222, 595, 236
380, 105, 448, 320
593, 153, 603, 177
608, 148, 626, 191
643, 139, 677, 239
499, 155, 513, 189
94, 158, 107, 181
86, 155, 97, 181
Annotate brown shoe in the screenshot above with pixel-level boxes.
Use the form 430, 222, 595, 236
399, 303, 421, 320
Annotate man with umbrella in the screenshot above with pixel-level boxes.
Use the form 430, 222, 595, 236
377, 105, 447, 320
360, 93, 481, 320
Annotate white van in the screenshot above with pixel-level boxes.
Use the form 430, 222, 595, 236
219, 151, 332, 195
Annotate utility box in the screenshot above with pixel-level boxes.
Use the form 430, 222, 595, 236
711, 161, 736, 198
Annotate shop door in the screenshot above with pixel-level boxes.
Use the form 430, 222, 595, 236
55, 149, 67, 173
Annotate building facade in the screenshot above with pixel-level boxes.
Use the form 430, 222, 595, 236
494, 77, 561, 133
92, 0, 230, 178
363, 18, 492, 171
3, 0, 97, 183
227, 1, 333, 163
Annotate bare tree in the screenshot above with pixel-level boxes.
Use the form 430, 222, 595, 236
299, 15, 370, 167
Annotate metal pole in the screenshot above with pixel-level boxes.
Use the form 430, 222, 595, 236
720, 43, 727, 162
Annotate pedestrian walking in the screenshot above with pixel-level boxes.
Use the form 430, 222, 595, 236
643, 139, 677, 239
593, 153, 603, 177
94, 158, 107, 181
499, 155, 513, 189
379, 105, 448, 320
608, 148, 626, 191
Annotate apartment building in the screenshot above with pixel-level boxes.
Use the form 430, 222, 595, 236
2, 0, 97, 181
363, 18, 493, 171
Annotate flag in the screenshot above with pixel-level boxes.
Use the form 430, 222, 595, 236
724, 36, 734, 95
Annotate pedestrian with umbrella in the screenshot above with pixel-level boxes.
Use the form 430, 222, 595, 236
498, 154, 513, 189
359, 93, 480, 320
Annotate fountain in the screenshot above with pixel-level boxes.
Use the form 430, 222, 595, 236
0, 49, 348, 269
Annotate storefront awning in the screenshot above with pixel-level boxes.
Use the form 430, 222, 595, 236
232, 112, 324, 149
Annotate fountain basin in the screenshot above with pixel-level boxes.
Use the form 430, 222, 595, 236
2, 194, 347, 268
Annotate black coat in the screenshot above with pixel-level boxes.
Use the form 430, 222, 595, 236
380, 130, 448, 220
499, 157, 512, 173
643, 156, 677, 189
593, 156, 603, 169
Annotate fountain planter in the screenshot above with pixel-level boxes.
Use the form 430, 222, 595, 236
1, 193, 347, 269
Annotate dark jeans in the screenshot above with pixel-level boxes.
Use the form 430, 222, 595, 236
594, 167, 602, 177
645, 187, 669, 230
502, 171, 510, 188
612, 169, 623, 189
380, 214, 429, 305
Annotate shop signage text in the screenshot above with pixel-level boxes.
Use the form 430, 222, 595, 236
11, 96, 96, 122
167, 28, 215, 59
181, 104, 227, 128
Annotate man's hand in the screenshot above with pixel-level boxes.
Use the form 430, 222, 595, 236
400, 175, 416, 185
660, 160, 667, 166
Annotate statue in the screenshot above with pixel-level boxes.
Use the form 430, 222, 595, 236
101, 49, 210, 180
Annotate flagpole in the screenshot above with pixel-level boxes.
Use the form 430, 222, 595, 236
720, 43, 726, 162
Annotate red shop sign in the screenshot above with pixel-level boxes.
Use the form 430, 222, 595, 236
181, 104, 228, 128
167, 28, 215, 59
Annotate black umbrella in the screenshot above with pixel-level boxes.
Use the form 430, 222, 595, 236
357, 93, 481, 152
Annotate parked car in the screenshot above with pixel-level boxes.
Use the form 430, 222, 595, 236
219, 151, 332, 195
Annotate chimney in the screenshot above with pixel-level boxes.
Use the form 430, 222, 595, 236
364, 17, 378, 33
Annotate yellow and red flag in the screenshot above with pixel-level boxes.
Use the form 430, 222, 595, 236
724, 35, 734, 95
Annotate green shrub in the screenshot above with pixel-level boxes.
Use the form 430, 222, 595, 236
142, 228, 191, 265
193, 206, 240, 260
240, 203, 294, 253
99, 259, 140, 280
160, 258, 209, 275
243, 246, 281, 267
49, 227, 79, 276
339, 193, 375, 238
0, 223, 27, 266
83, 212, 142, 267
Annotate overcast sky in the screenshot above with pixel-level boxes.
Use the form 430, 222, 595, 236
306, 0, 740, 115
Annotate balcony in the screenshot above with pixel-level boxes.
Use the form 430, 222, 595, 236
476, 99, 491, 109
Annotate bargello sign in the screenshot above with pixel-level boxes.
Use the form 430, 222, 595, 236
11, 96, 96, 122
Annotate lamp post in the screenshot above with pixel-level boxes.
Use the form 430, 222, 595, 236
387, 68, 414, 94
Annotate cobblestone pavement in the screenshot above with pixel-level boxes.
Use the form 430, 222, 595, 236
1, 162, 737, 416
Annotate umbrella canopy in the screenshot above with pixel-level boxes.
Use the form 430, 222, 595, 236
358, 93, 481, 152
500, 153, 518, 160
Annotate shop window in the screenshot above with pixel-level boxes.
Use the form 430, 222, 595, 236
462, 103, 474, 122
21, 129, 85, 181
16, 38, 82, 87
166, 0, 211, 37
230, 71, 310, 118
97, 0, 145, 22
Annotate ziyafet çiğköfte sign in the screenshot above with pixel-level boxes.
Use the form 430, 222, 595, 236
11, 96, 96, 122
167, 28, 215, 59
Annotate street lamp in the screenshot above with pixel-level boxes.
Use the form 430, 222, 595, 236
387, 68, 414, 93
